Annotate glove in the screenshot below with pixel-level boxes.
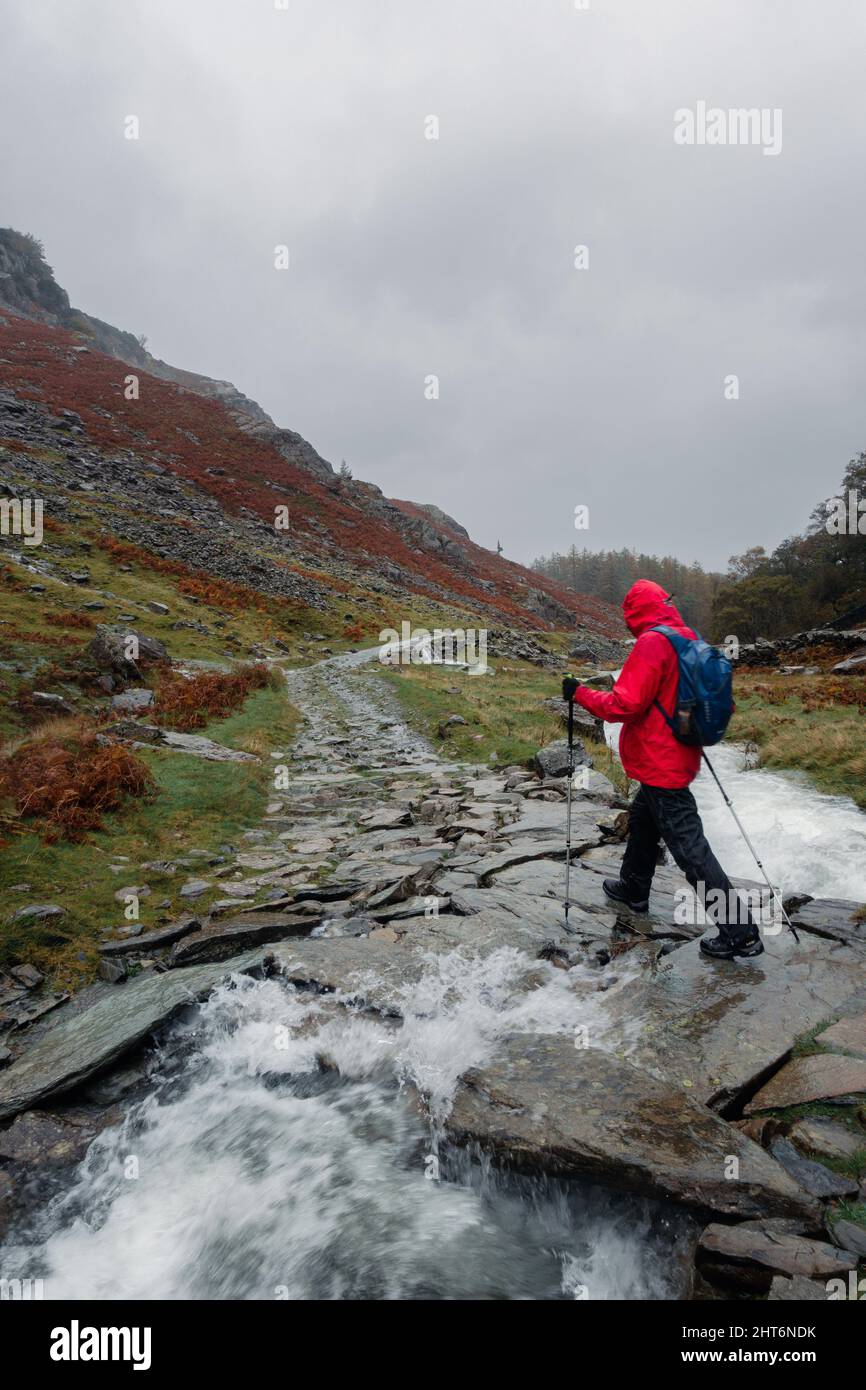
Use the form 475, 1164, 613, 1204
562, 675, 580, 702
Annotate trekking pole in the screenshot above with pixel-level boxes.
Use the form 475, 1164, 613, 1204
701, 751, 799, 942
563, 686, 579, 934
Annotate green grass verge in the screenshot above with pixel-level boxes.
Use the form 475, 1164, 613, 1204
831, 1201, 866, 1232
730, 683, 866, 809
0, 684, 299, 990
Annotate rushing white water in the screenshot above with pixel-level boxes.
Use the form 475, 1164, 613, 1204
605, 725, 866, 901
1, 956, 689, 1301
692, 744, 866, 902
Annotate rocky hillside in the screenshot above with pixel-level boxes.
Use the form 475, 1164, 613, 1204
0, 228, 618, 639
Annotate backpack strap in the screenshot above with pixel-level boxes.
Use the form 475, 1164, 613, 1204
649, 625, 684, 730
649, 624, 688, 651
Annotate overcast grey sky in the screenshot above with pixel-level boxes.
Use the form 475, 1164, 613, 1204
2, 0, 865, 570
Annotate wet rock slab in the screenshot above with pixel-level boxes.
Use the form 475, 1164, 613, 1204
450, 886, 612, 938
268, 906, 565, 1008
767, 1136, 859, 1199
697, 1221, 856, 1280
816, 1010, 866, 1059
170, 914, 315, 966
0, 1108, 114, 1168
744, 1053, 866, 1114
0, 950, 268, 1119
446, 1035, 816, 1220
788, 898, 866, 950
602, 930, 864, 1109
99, 916, 202, 956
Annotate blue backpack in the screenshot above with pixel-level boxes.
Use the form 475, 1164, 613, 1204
651, 625, 734, 747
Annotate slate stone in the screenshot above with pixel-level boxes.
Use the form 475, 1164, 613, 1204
179, 878, 211, 899
450, 886, 613, 939
8, 964, 43, 989
745, 1054, 866, 1114
816, 1011, 866, 1059
0, 951, 268, 1119
292, 881, 365, 903
788, 899, 866, 950
97, 959, 128, 984
7, 903, 65, 924
492, 801, 600, 842
358, 806, 412, 829
106, 723, 258, 763
473, 842, 580, 886
367, 896, 449, 923
99, 917, 202, 956
768, 1275, 831, 1300
697, 1222, 855, 1279
110, 688, 154, 713
170, 915, 315, 966
0, 1169, 14, 1237
446, 1035, 816, 1220
533, 740, 590, 778
768, 1136, 859, 1199
831, 1219, 866, 1258
0, 1110, 98, 1167
603, 931, 865, 1110
789, 1116, 865, 1162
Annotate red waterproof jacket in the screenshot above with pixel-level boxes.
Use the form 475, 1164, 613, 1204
573, 578, 701, 789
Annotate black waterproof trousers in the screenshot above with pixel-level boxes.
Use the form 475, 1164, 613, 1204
620, 783, 754, 940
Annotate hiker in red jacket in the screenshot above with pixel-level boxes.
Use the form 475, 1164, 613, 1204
562, 579, 763, 960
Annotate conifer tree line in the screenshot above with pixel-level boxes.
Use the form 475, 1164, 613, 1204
531, 547, 722, 634
532, 451, 866, 642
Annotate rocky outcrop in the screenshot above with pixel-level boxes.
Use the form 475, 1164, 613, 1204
447, 1036, 817, 1220
744, 1053, 866, 1114
696, 1220, 855, 1293
733, 626, 866, 668
170, 912, 315, 966
242, 419, 335, 480
0, 230, 271, 427
86, 626, 169, 681
787, 898, 866, 949
0, 951, 269, 1120
414, 503, 470, 540
0, 230, 71, 321
102, 723, 258, 763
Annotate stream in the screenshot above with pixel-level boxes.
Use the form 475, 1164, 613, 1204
605, 724, 866, 900
2, 969, 690, 1299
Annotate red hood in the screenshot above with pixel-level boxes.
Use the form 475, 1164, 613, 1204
622, 579, 687, 637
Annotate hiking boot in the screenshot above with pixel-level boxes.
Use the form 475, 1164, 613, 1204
700, 928, 765, 960
602, 878, 649, 913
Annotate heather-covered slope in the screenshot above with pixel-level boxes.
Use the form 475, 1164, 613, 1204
0, 228, 617, 637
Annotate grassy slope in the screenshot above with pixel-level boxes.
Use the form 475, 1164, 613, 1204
730, 673, 866, 809
0, 316, 619, 634
0, 680, 299, 990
